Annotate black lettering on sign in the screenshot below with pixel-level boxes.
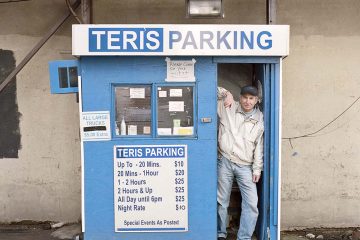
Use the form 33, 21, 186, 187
0, 50, 21, 158
83, 126, 107, 132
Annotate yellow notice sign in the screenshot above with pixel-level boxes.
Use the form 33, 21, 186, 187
173, 127, 193, 135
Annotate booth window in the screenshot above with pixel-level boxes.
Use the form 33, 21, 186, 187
114, 85, 152, 136
58, 67, 78, 88
68, 67, 78, 87
48, 60, 79, 94
58, 68, 69, 88
157, 86, 194, 136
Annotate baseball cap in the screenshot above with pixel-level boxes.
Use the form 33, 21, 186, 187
240, 85, 258, 96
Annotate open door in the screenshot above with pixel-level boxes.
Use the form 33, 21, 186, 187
215, 57, 281, 240
256, 63, 270, 240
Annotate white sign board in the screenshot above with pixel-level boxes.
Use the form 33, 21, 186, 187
114, 145, 188, 232
80, 111, 111, 141
72, 24, 289, 56
165, 58, 195, 82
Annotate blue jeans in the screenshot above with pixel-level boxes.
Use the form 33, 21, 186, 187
217, 156, 258, 240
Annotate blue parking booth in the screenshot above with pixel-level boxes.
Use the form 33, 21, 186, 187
49, 24, 289, 240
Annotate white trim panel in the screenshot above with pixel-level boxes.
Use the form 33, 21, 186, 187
72, 24, 289, 56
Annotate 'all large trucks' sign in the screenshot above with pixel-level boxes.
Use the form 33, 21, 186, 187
114, 145, 188, 232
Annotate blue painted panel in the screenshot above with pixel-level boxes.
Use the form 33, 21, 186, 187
270, 63, 281, 240
88, 28, 163, 53
81, 56, 217, 240
256, 63, 271, 240
80, 55, 281, 240
48, 60, 80, 94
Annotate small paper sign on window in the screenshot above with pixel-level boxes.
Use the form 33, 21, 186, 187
130, 88, 145, 98
170, 89, 183, 97
169, 101, 184, 112
165, 57, 196, 82
173, 127, 194, 136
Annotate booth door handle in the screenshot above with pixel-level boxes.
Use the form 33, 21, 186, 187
201, 117, 212, 123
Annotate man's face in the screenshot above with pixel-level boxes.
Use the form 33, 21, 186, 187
239, 94, 258, 112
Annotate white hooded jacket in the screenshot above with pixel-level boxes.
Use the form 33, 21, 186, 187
217, 87, 264, 175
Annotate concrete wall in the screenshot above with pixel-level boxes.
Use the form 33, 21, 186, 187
278, 0, 360, 229
93, 0, 266, 24
0, 0, 80, 222
93, 0, 360, 228
1, 0, 359, 229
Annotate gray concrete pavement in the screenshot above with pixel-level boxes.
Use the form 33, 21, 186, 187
0, 231, 321, 240
0, 229, 59, 240
0, 223, 81, 240
281, 234, 307, 240
0, 224, 356, 240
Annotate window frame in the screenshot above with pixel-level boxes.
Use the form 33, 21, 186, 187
155, 82, 197, 139
112, 84, 153, 138
111, 82, 197, 139
48, 60, 80, 94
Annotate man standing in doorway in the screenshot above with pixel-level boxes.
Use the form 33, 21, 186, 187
217, 85, 264, 240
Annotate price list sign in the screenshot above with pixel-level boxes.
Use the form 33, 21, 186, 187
114, 145, 188, 232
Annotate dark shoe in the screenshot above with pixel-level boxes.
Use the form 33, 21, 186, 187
218, 237, 226, 240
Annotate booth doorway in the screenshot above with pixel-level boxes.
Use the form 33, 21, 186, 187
216, 59, 277, 240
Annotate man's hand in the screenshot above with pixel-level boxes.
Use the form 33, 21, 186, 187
224, 91, 234, 108
252, 174, 261, 183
